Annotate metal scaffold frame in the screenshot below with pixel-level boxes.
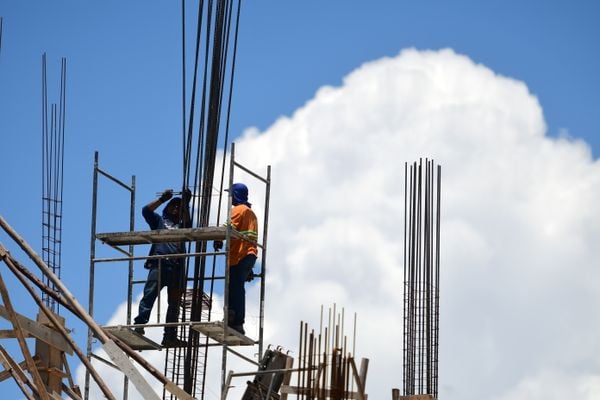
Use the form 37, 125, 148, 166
85, 145, 271, 400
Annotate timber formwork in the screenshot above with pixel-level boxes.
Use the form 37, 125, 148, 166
85, 147, 271, 399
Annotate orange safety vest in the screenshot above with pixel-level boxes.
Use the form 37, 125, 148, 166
228, 204, 258, 266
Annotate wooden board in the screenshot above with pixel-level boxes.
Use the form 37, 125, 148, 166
96, 226, 228, 246
0, 306, 73, 355
192, 321, 254, 346
102, 326, 161, 351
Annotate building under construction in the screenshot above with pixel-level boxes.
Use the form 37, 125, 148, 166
0, 2, 441, 400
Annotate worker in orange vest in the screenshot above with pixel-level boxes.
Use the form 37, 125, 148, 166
216, 183, 258, 335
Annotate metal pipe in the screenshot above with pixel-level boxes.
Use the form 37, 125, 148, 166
259, 164, 271, 358
124, 174, 135, 400
96, 168, 132, 190
84, 151, 99, 399
232, 161, 269, 184
93, 250, 223, 263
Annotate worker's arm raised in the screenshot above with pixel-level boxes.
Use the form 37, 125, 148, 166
181, 188, 192, 228
142, 190, 173, 228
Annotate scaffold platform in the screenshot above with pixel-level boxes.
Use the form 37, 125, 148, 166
103, 326, 161, 351
192, 321, 255, 346
96, 226, 228, 246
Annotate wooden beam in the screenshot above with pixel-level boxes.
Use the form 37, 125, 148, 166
358, 358, 369, 392
0, 219, 162, 400
279, 356, 294, 400
0, 242, 116, 400
349, 357, 367, 400
0, 272, 50, 400
0, 347, 37, 400
61, 382, 83, 400
0, 306, 72, 355
0, 353, 42, 383
96, 226, 227, 246
0, 330, 32, 339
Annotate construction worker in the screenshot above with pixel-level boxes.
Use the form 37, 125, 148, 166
216, 182, 258, 335
134, 188, 191, 347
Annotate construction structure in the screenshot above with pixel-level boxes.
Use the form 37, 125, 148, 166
222, 306, 369, 400
0, 2, 445, 399
85, 145, 271, 399
41, 52, 67, 315
399, 159, 441, 399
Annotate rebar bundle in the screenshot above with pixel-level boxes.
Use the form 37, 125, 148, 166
402, 159, 441, 398
289, 307, 368, 400
168, 0, 243, 397
41, 53, 67, 314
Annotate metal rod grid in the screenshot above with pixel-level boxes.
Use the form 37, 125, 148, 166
402, 159, 441, 398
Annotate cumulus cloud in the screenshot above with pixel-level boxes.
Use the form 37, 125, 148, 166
233, 48, 600, 400
81, 48, 600, 400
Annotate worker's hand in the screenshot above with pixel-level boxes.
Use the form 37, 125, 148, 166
213, 240, 223, 251
183, 188, 192, 204
245, 268, 255, 282
160, 189, 173, 202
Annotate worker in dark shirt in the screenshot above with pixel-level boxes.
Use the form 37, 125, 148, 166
134, 188, 191, 347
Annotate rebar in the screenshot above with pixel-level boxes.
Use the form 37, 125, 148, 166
291, 307, 367, 400
402, 159, 441, 398
41, 54, 67, 314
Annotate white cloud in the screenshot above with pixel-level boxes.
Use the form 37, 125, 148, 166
81, 48, 600, 400
233, 48, 600, 400
494, 370, 600, 400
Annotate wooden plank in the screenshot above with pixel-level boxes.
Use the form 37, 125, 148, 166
192, 321, 255, 346
0, 330, 32, 339
0, 221, 118, 399
0, 272, 50, 400
0, 349, 37, 399
102, 327, 161, 351
358, 358, 369, 393
279, 356, 294, 400
105, 333, 194, 400
96, 226, 228, 246
0, 306, 73, 355
35, 311, 66, 394
0, 355, 42, 383
61, 382, 82, 400
102, 340, 160, 400
398, 395, 434, 400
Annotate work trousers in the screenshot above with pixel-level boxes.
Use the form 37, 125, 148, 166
228, 254, 257, 327
134, 261, 184, 338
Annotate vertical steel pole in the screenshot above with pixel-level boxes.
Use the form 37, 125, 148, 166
123, 175, 135, 400
259, 164, 271, 358
84, 151, 99, 400
221, 142, 235, 395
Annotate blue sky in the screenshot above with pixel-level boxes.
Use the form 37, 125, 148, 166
1, 1, 600, 399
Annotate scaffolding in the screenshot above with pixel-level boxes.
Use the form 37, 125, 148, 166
85, 146, 271, 399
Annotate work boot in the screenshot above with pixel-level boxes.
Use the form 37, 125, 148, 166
133, 324, 145, 335
161, 336, 187, 348
229, 324, 245, 335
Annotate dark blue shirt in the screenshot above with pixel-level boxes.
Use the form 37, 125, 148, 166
142, 205, 184, 262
